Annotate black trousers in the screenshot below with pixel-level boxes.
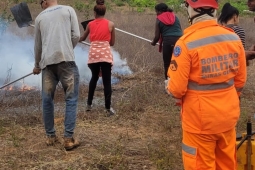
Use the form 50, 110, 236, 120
87, 62, 112, 109
162, 36, 181, 80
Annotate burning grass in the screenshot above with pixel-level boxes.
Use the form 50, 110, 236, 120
1, 2, 255, 170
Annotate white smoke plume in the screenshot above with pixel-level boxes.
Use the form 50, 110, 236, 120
0, 24, 132, 89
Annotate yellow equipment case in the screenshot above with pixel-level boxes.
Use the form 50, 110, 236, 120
236, 117, 255, 170
237, 134, 255, 170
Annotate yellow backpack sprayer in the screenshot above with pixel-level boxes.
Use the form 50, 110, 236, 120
236, 116, 255, 170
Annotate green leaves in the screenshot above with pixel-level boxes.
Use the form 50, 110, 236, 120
131, 0, 156, 7
219, 0, 251, 16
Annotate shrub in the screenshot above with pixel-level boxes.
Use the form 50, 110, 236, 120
0, 0, 14, 37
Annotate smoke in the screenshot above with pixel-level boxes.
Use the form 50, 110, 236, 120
75, 44, 132, 84
0, 23, 132, 89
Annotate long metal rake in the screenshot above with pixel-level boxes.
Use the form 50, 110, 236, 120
10, 2, 156, 45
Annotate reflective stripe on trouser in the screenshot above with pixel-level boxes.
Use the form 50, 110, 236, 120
182, 129, 237, 170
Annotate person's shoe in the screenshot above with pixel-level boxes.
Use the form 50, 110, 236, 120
164, 79, 168, 88
86, 104, 92, 111
105, 107, 115, 117
46, 135, 59, 146
164, 79, 171, 94
64, 137, 80, 151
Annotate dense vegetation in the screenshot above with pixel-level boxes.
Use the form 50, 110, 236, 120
1, 0, 250, 14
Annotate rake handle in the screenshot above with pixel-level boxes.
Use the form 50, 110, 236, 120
115, 28, 159, 45
0, 72, 33, 89
29, 24, 156, 46
115, 28, 151, 43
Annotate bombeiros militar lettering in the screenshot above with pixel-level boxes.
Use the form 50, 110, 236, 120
201, 52, 239, 78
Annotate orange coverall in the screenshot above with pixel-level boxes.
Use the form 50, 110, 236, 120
167, 20, 247, 170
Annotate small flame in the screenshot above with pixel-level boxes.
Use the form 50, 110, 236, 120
3, 85, 37, 91
5, 85, 13, 91
20, 85, 36, 91
19, 79, 37, 91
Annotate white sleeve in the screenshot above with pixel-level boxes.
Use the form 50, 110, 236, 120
69, 7, 80, 48
34, 18, 42, 68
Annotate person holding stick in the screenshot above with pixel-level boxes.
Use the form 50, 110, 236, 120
79, 0, 116, 116
151, 3, 183, 85
33, 0, 80, 150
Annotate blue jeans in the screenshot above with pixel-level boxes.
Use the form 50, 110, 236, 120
42, 61, 79, 137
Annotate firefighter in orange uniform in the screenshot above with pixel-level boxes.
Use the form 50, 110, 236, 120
166, 0, 247, 169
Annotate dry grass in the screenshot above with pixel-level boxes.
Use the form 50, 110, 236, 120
1, 1, 255, 170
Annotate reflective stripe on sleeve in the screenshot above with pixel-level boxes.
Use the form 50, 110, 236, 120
187, 34, 240, 50
188, 79, 234, 91
182, 143, 196, 155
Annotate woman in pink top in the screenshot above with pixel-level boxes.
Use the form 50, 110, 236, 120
79, 0, 115, 116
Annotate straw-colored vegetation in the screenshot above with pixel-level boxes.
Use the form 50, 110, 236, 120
0, 0, 255, 169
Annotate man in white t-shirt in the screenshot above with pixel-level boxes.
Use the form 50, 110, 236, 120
33, 0, 80, 151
